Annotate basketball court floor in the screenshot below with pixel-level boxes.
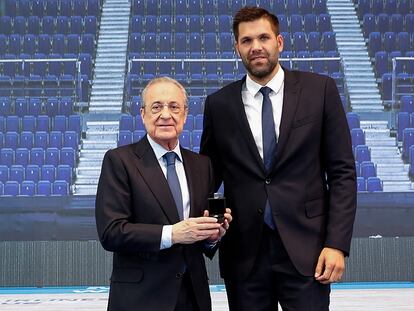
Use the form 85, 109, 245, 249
0, 283, 413, 310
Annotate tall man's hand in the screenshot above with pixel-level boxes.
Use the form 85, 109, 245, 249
314, 247, 345, 284
172, 217, 221, 245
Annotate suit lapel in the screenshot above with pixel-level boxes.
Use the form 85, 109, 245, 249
273, 69, 301, 168
132, 136, 180, 224
232, 77, 266, 171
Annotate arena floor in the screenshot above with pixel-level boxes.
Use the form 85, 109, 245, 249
0, 283, 413, 310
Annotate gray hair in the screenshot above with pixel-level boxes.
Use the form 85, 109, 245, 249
141, 76, 188, 108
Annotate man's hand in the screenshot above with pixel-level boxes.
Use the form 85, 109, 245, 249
172, 217, 221, 245
203, 208, 232, 243
314, 247, 345, 284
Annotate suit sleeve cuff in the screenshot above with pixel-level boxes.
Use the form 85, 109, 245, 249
160, 225, 173, 249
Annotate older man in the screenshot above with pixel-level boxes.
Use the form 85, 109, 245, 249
96, 77, 231, 311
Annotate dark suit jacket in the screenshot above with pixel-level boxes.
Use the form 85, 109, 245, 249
200, 69, 357, 280
96, 136, 215, 311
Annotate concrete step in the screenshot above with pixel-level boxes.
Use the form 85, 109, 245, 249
77, 166, 102, 175
86, 131, 118, 140
376, 164, 410, 173
360, 121, 389, 129
82, 140, 117, 149
73, 184, 98, 195
382, 181, 413, 191
74, 176, 100, 184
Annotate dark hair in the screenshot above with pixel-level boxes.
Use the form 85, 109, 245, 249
232, 6, 280, 41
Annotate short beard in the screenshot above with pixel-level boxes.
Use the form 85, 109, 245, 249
242, 57, 278, 79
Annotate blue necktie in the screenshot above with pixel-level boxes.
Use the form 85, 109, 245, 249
163, 152, 184, 220
260, 86, 277, 230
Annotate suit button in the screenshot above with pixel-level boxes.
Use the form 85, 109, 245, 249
265, 179, 271, 184
176, 273, 183, 278
257, 208, 263, 215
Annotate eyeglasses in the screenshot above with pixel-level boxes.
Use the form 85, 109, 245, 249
148, 103, 187, 115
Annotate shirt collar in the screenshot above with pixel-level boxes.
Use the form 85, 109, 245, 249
245, 66, 285, 97
146, 135, 183, 163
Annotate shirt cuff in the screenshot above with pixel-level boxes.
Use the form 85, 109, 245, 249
160, 225, 173, 250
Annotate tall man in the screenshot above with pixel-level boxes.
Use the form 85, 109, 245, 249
96, 77, 231, 311
200, 7, 356, 311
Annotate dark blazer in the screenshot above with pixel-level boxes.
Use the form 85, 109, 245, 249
96, 136, 215, 311
200, 69, 357, 280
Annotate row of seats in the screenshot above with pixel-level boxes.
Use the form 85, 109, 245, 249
363, 13, 414, 35
0, 147, 76, 167
0, 97, 76, 116
128, 31, 337, 54
0, 74, 85, 100
357, 176, 383, 192
1, 114, 81, 134
0, 15, 98, 36
4, 0, 101, 17
0, 164, 72, 183
0, 34, 96, 57
375, 51, 414, 76
130, 13, 332, 34
397, 112, 414, 142
402, 128, 414, 159
356, 0, 413, 17
132, 0, 328, 16
381, 73, 414, 101
0, 131, 79, 151
0, 180, 70, 196
368, 32, 414, 55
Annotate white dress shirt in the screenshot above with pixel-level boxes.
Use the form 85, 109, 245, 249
242, 68, 285, 160
146, 135, 190, 249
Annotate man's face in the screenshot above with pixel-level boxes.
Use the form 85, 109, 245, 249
235, 18, 284, 83
140, 81, 188, 150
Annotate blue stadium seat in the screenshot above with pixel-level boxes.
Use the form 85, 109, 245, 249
189, 15, 201, 33
397, 112, 410, 141
20, 131, 34, 149
34, 132, 48, 149
189, 33, 202, 53
390, 14, 403, 33
56, 16, 70, 35
120, 114, 134, 131
367, 177, 382, 192
230, 0, 243, 15
5, 132, 18, 149
314, 0, 327, 14
28, 97, 42, 116
286, 0, 300, 15
219, 33, 233, 53
401, 96, 414, 113
355, 145, 371, 162
188, 97, 203, 115
381, 73, 392, 101
53, 115, 67, 132
132, 130, 146, 143
42, 16, 55, 35
217, 0, 229, 14
308, 32, 321, 52
297, 51, 311, 72
160, 0, 172, 15
318, 14, 331, 33
57, 165, 72, 183
4, 181, 19, 196
42, 165, 56, 182
46, 0, 58, 16
85, 15, 97, 35
397, 32, 410, 54
20, 180, 35, 196
22, 115, 36, 132
9, 34, 22, 55
361, 161, 376, 179
53, 180, 70, 195
179, 130, 191, 148
37, 180, 51, 196
0, 148, 14, 166
87, 0, 100, 16
383, 32, 397, 53
363, 14, 375, 37
118, 130, 132, 146
45, 147, 60, 166
290, 15, 303, 34
203, 15, 216, 33
218, 15, 231, 33
31, 147, 45, 166
347, 113, 360, 130
357, 176, 366, 191
304, 14, 317, 33
194, 114, 203, 130
15, 148, 29, 166
68, 115, 81, 134
49, 131, 63, 149
70, 16, 83, 35
81, 34, 95, 55
130, 33, 142, 53
26, 165, 40, 183
144, 15, 157, 33
52, 34, 65, 55
33, 0, 46, 17
375, 51, 388, 76
60, 147, 76, 168
0, 16, 12, 35
64, 131, 78, 150
143, 32, 156, 52
372, 0, 384, 15
159, 33, 172, 53
37, 115, 50, 131
192, 130, 203, 149
0, 181, 3, 195
132, 0, 144, 15
403, 128, 414, 159
37, 34, 51, 55
135, 115, 145, 131
159, 15, 171, 33
377, 14, 389, 33
10, 165, 25, 183
0, 97, 12, 116
174, 32, 187, 54
14, 16, 26, 35
6, 115, 19, 133
28, 16, 40, 35
175, 15, 187, 33
0, 166, 8, 183
0, 76, 12, 97
322, 31, 336, 52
